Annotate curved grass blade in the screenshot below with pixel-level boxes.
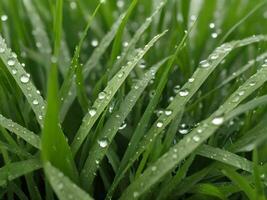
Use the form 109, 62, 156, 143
0, 140, 32, 158
0, 114, 41, 149
71, 30, 168, 156
80, 59, 168, 188
109, 0, 166, 78
119, 36, 267, 199
0, 159, 41, 187
60, 13, 126, 120
197, 144, 252, 172
59, 2, 102, 113
44, 163, 93, 200
190, 183, 227, 200
114, 35, 267, 196
221, 165, 256, 200
0, 35, 46, 126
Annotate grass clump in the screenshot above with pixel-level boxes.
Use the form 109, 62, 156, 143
0, 0, 267, 199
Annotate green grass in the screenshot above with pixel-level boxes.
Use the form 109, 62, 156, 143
0, 0, 267, 199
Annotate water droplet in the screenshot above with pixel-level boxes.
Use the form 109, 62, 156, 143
116, 0, 124, 8
179, 89, 189, 97
33, 100, 39, 105
117, 71, 124, 78
211, 32, 218, 38
133, 192, 139, 198
98, 138, 108, 148
209, 23, 215, 29
200, 60, 210, 68
7, 59, 15, 66
173, 85, 180, 94
20, 74, 30, 83
89, 108, 97, 117
0, 47, 5, 53
193, 135, 200, 142
210, 53, 219, 60
123, 42, 129, 47
188, 78, 195, 83
11, 69, 17, 75
164, 109, 172, 116
119, 122, 127, 130
238, 91, 245, 96
211, 116, 224, 125
98, 92, 106, 100
1, 15, 8, 22
151, 166, 157, 171
179, 128, 189, 135
91, 39, 98, 47
156, 121, 163, 128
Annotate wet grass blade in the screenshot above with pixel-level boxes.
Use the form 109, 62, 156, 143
119, 36, 267, 199
71, 30, 168, 156
80, 58, 168, 189
0, 159, 41, 186
44, 163, 93, 200
0, 35, 46, 126
0, 113, 40, 149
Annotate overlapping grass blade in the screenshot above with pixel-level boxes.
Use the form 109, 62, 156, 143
190, 183, 227, 200
0, 35, 46, 126
119, 35, 267, 199
197, 144, 252, 172
0, 113, 40, 149
71, 30, 168, 156
59, 12, 126, 120
0, 159, 41, 186
80, 58, 168, 188
41, 0, 78, 183
44, 163, 93, 200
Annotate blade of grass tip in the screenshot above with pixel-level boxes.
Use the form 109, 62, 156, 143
119, 35, 267, 199
44, 162, 93, 200
192, 184, 227, 200
80, 58, 168, 189
110, 34, 267, 198
41, 0, 78, 183
0, 159, 42, 187
108, 0, 167, 78
108, 29, 190, 197
59, 12, 126, 122
0, 114, 41, 149
71, 30, 168, 156
197, 144, 253, 172
0, 35, 46, 126
107, 0, 138, 68
187, 52, 267, 111
221, 165, 256, 200
219, 1, 267, 44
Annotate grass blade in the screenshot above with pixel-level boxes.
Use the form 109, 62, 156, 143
44, 163, 93, 200
71, 30, 168, 156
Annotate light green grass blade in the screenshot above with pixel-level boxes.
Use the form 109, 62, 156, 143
119, 36, 267, 199
0, 35, 46, 126
109, 1, 166, 78
44, 163, 93, 200
71, 30, 168, 156
59, 2, 102, 113
0, 159, 41, 186
59, 12, 126, 120
221, 165, 256, 200
41, 0, 78, 183
0, 113, 40, 149
190, 183, 227, 200
197, 144, 252, 172
80, 58, 168, 188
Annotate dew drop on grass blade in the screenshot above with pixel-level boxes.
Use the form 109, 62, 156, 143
0, 35, 46, 126
44, 162, 93, 200
80, 58, 168, 189
119, 35, 267, 199
71, 30, 168, 156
